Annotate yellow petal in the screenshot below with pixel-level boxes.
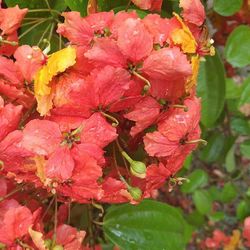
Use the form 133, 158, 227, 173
171, 13, 197, 54
34, 46, 76, 115
34, 156, 46, 183
28, 227, 48, 250
185, 55, 200, 92
224, 230, 242, 250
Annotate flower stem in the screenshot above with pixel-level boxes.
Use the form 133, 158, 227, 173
18, 19, 48, 40
0, 184, 24, 202
132, 71, 151, 92
100, 111, 119, 127
28, 8, 61, 16
0, 36, 18, 46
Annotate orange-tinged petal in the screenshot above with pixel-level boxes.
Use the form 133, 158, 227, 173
171, 13, 196, 53
185, 55, 200, 93
34, 47, 76, 115
34, 47, 76, 96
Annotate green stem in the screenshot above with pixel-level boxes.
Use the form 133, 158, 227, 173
132, 71, 151, 92
0, 184, 24, 202
37, 23, 51, 46
52, 195, 58, 247
18, 19, 48, 40
28, 8, 61, 16
100, 111, 119, 127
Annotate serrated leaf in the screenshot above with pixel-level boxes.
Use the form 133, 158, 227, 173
197, 51, 226, 127
104, 200, 188, 250
181, 169, 208, 194
225, 25, 250, 68
213, 0, 243, 16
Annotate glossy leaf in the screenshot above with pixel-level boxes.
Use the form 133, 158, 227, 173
104, 200, 188, 250
193, 190, 212, 215
213, 0, 243, 16
181, 169, 208, 194
225, 25, 250, 68
197, 51, 226, 127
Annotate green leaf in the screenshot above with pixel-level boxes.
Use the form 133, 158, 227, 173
180, 169, 208, 194
5, 0, 66, 11
239, 77, 250, 107
64, 0, 88, 16
186, 211, 205, 228
240, 140, 250, 159
213, 0, 243, 16
226, 78, 242, 99
225, 145, 236, 173
193, 190, 212, 215
220, 182, 238, 203
199, 133, 225, 163
225, 25, 250, 68
208, 212, 225, 222
104, 200, 188, 250
97, 0, 128, 11
197, 51, 226, 127
231, 117, 250, 135
208, 186, 221, 201
237, 200, 250, 220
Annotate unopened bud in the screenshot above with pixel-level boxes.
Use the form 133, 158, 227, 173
52, 245, 64, 250
130, 161, 146, 179
128, 186, 142, 201
44, 239, 52, 248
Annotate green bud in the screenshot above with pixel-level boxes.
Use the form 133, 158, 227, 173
130, 161, 146, 179
44, 239, 52, 249
52, 245, 64, 250
128, 186, 142, 201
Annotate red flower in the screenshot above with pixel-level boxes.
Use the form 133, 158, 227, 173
204, 230, 230, 249
131, 0, 163, 11
124, 96, 161, 136
142, 47, 192, 100
243, 217, 250, 247
53, 224, 85, 250
0, 97, 22, 141
179, 0, 205, 26
144, 97, 201, 158
21, 113, 116, 200
0, 199, 34, 246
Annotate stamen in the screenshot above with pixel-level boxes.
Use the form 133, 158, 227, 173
185, 139, 207, 146
100, 111, 119, 127
170, 104, 189, 112
132, 71, 151, 92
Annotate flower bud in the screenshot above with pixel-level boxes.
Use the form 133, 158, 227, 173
44, 239, 52, 248
52, 245, 64, 250
130, 160, 146, 179
128, 186, 142, 201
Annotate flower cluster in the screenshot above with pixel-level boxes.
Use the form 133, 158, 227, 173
0, 0, 214, 248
